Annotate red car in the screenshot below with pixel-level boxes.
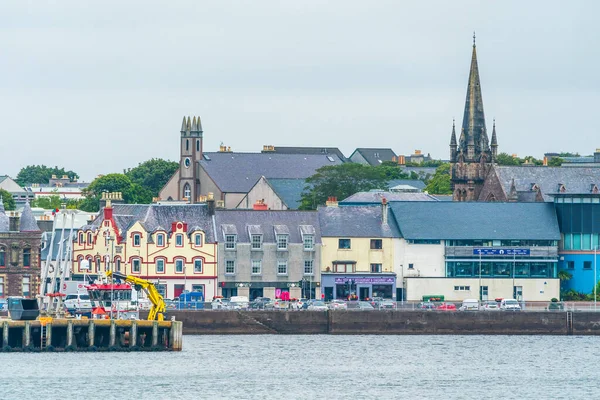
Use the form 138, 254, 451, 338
436, 303, 457, 311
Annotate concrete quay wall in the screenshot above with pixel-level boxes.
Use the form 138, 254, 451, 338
160, 310, 600, 335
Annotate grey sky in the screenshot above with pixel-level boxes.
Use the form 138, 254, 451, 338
1, 1, 598, 181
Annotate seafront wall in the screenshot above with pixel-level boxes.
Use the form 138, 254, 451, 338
156, 310, 600, 335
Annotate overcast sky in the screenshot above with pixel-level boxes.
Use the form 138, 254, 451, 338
1, 1, 598, 181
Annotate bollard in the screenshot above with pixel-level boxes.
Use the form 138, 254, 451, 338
109, 320, 116, 347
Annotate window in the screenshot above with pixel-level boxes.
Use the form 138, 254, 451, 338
303, 235, 314, 251
156, 234, 164, 247
176, 234, 183, 247
251, 235, 262, 250
175, 259, 184, 273
277, 261, 288, 275
370, 239, 382, 250
225, 260, 235, 275
87, 232, 92, 244
183, 183, 191, 199
454, 286, 471, 291
567, 261, 575, 270
23, 248, 31, 267
196, 140, 200, 152
156, 259, 165, 273
407, 239, 441, 245
194, 259, 203, 273
408, 263, 414, 269
225, 235, 237, 249
277, 235, 288, 250
132, 259, 141, 273
334, 263, 355, 273
251, 260, 262, 275
370, 263, 382, 273
584, 261, 592, 270
133, 234, 141, 247
338, 239, 351, 249
0, 276, 3, 297
95, 258, 101, 272
0, 248, 5, 267
22, 276, 30, 297
116, 258, 121, 272
304, 260, 314, 275
195, 234, 202, 246
79, 232, 84, 244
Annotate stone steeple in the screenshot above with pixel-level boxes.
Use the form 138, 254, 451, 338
456, 32, 491, 161
449, 119, 458, 161
490, 119, 498, 160
19, 200, 40, 232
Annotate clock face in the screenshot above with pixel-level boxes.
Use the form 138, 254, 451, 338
184, 158, 191, 168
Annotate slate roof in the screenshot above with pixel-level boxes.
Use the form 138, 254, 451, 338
200, 152, 342, 193
318, 205, 401, 238
214, 210, 321, 243
265, 146, 348, 162
41, 230, 76, 261
93, 204, 216, 242
389, 202, 560, 240
350, 148, 397, 166
19, 201, 40, 232
387, 179, 426, 191
267, 178, 307, 209
494, 166, 600, 201
340, 191, 438, 205
0, 197, 9, 232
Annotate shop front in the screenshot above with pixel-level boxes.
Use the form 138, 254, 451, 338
321, 274, 396, 301
218, 281, 311, 301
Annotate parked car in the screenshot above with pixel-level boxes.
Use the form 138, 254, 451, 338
307, 300, 328, 311
211, 298, 231, 310
418, 301, 436, 310
328, 300, 348, 310
481, 301, 500, 311
500, 299, 521, 311
356, 301, 375, 311
369, 297, 384, 308
64, 293, 93, 313
230, 296, 250, 309
377, 300, 397, 310
459, 299, 480, 311
249, 297, 273, 309
436, 302, 457, 311
289, 299, 306, 310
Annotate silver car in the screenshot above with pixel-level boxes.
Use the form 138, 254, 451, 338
307, 301, 328, 311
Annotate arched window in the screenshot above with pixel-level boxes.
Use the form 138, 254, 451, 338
115, 257, 122, 272
79, 232, 84, 244
0, 247, 5, 267
183, 184, 191, 199
196, 140, 200, 152
186, 139, 189, 151
87, 232, 93, 244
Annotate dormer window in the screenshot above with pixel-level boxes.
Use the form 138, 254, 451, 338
303, 235, 314, 251
156, 234, 164, 247
175, 234, 183, 247
251, 234, 262, 250
195, 234, 202, 246
225, 235, 237, 250
133, 233, 141, 247
277, 234, 288, 250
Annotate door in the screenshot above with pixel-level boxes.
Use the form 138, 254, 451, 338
513, 286, 523, 302
359, 287, 370, 300
174, 284, 185, 299
480, 286, 488, 301
324, 287, 333, 301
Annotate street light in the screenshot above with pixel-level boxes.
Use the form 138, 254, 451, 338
595, 245, 597, 312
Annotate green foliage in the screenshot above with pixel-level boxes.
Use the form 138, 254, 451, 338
125, 158, 179, 197
558, 152, 580, 157
561, 289, 589, 301
495, 153, 521, 166
15, 165, 79, 186
32, 195, 62, 210
405, 160, 446, 168
558, 270, 573, 281
424, 163, 452, 195
80, 173, 153, 212
0, 189, 16, 211
299, 164, 410, 210
548, 157, 563, 167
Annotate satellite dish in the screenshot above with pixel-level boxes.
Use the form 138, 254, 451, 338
80, 259, 90, 271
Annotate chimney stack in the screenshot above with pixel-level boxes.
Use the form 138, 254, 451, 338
253, 199, 268, 210
326, 197, 338, 207
207, 192, 216, 216
381, 197, 388, 225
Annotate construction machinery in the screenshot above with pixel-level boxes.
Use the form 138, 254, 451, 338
106, 271, 166, 321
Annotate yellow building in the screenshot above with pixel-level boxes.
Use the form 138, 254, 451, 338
318, 201, 399, 301
73, 199, 218, 300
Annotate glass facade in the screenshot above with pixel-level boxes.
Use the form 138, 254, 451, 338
446, 260, 557, 278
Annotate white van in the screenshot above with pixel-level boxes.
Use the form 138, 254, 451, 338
500, 299, 521, 311
229, 296, 249, 309
459, 299, 480, 311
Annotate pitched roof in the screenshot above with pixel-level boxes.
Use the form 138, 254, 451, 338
340, 191, 438, 205
19, 201, 40, 232
267, 178, 307, 209
264, 146, 348, 162
0, 197, 9, 232
389, 202, 560, 240
350, 148, 397, 166
387, 179, 426, 191
200, 152, 342, 193
494, 166, 600, 201
318, 205, 401, 238
214, 210, 321, 243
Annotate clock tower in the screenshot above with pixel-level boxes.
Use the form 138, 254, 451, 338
178, 116, 203, 203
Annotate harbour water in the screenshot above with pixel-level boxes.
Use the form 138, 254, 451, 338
3, 335, 597, 399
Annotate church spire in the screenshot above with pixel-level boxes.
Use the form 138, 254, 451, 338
459, 32, 489, 158
450, 119, 457, 162
491, 119, 498, 161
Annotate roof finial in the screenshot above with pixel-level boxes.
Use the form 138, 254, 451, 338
493, 118, 495, 127
473, 31, 476, 47
452, 118, 455, 127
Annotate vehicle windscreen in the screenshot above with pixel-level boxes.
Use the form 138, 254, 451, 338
505, 300, 518, 304
80, 295, 90, 300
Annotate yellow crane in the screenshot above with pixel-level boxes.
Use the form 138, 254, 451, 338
106, 271, 166, 321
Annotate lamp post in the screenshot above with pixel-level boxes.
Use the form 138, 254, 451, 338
105, 231, 115, 319
479, 251, 482, 301
595, 246, 597, 312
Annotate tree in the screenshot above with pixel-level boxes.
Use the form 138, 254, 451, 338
80, 173, 153, 212
424, 163, 452, 195
548, 157, 563, 167
15, 165, 79, 185
32, 195, 62, 210
0, 189, 16, 211
299, 164, 406, 210
495, 153, 521, 166
125, 158, 179, 197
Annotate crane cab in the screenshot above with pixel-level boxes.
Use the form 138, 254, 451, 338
86, 283, 139, 320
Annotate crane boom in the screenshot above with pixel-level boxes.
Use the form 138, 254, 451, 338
106, 271, 166, 321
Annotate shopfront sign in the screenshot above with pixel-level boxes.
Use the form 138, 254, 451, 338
334, 277, 394, 284
472, 248, 530, 256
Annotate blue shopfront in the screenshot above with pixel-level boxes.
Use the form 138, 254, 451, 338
321, 274, 396, 301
